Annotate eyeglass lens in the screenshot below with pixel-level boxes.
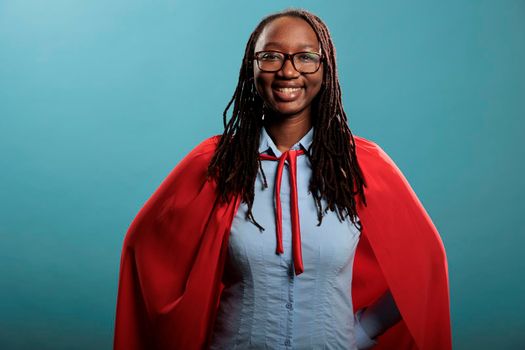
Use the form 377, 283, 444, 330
257, 52, 321, 73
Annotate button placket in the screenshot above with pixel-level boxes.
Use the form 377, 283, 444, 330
285, 268, 295, 347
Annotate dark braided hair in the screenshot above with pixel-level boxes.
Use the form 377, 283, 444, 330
206, 8, 367, 231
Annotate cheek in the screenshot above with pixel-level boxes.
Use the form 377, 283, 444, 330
317, 67, 325, 90
252, 65, 264, 96
254, 74, 273, 98
308, 74, 324, 98
254, 79, 266, 100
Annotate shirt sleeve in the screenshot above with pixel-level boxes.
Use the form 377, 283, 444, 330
354, 308, 378, 349
354, 289, 402, 349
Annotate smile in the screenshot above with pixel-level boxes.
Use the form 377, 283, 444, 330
272, 87, 304, 101
275, 87, 302, 93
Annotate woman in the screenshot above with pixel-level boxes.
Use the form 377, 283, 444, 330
114, 8, 452, 350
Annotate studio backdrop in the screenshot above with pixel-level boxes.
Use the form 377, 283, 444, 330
1, 0, 524, 349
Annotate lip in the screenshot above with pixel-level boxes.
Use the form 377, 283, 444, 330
271, 86, 304, 102
272, 83, 304, 88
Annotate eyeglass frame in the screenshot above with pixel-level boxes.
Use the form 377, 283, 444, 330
251, 49, 324, 74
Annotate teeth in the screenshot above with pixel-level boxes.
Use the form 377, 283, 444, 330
276, 87, 302, 93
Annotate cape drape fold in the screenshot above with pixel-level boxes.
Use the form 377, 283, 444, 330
114, 135, 452, 350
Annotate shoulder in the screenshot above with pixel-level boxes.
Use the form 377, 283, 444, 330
352, 134, 413, 201
154, 134, 221, 183
352, 134, 419, 207
353, 134, 398, 173
159, 133, 223, 191
167, 134, 222, 176
123, 135, 222, 247
193, 134, 221, 153
182, 134, 221, 161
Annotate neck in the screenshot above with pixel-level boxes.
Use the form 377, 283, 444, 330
264, 108, 312, 153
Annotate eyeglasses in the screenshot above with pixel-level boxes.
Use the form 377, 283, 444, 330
253, 50, 323, 74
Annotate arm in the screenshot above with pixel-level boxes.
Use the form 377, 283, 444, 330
354, 289, 402, 349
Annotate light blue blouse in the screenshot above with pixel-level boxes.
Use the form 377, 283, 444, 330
210, 126, 362, 349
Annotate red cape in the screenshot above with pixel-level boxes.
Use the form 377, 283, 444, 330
114, 135, 452, 350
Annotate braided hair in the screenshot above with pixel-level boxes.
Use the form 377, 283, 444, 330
206, 8, 367, 231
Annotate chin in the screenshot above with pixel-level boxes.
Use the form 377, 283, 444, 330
270, 102, 307, 116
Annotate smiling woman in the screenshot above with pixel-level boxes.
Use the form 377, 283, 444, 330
252, 16, 324, 120
114, 8, 452, 350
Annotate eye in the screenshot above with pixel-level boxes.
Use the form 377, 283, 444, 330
260, 52, 282, 61
297, 53, 319, 62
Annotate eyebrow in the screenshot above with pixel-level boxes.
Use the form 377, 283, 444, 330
263, 42, 319, 51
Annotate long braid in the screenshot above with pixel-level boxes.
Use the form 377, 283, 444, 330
207, 8, 367, 232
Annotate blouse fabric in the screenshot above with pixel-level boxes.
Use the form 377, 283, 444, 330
210, 126, 362, 350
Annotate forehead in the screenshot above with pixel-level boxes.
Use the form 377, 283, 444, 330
254, 16, 320, 52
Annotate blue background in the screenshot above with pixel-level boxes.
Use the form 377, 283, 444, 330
1, 0, 524, 349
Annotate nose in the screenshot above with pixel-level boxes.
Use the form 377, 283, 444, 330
277, 56, 300, 78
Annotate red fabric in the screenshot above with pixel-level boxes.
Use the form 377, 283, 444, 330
114, 135, 452, 350
260, 149, 306, 275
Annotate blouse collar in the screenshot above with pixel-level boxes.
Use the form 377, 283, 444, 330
258, 126, 314, 157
